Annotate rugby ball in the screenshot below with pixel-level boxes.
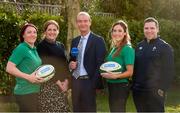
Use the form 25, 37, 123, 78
36, 64, 55, 82
100, 61, 121, 74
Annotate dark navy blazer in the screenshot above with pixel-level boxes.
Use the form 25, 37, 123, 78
70, 32, 107, 89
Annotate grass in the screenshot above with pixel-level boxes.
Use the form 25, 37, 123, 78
0, 85, 180, 112
0, 103, 18, 112
96, 90, 136, 112
96, 85, 180, 112
165, 85, 180, 112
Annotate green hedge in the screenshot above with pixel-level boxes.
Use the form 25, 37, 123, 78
92, 16, 180, 84
0, 9, 67, 95
159, 19, 180, 82
0, 9, 20, 95
0, 9, 180, 95
91, 16, 144, 49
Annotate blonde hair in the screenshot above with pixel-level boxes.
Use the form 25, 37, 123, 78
76, 11, 91, 22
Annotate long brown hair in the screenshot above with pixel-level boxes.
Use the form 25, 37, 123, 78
110, 20, 131, 57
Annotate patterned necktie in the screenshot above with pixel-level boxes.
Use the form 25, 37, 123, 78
73, 37, 84, 79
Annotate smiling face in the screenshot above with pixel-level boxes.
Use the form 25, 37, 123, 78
76, 13, 91, 36
44, 24, 59, 41
111, 24, 127, 45
23, 26, 37, 46
144, 21, 159, 41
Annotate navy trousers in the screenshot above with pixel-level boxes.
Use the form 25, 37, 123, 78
132, 89, 165, 112
72, 77, 96, 112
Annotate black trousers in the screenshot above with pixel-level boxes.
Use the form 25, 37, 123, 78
15, 93, 39, 112
132, 89, 165, 112
72, 77, 96, 112
108, 82, 130, 112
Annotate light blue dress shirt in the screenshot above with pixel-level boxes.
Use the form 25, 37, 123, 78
79, 32, 90, 76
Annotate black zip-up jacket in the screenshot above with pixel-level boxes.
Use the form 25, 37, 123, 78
132, 37, 174, 91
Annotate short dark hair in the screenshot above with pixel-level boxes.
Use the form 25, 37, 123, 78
19, 23, 38, 42
144, 17, 159, 28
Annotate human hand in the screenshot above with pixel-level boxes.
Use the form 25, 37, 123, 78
61, 79, 69, 92
101, 71, 118, 79
56, 79, 69, 92
27, 71, 44, 84
56, 80, 63, 90
69, 61, 77, 70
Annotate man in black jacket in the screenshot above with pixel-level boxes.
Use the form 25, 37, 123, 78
132, 17, 174, 112
69, 11, 107, 112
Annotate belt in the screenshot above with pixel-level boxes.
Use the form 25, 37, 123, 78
77, 75, 89, 79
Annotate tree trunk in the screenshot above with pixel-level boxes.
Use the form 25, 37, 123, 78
62, 0, 80, 53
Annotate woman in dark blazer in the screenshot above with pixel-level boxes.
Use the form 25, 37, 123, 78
37, 20, 71, 112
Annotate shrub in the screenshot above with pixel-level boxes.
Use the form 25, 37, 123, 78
0, 9, 66, 95
0, 9, 21, 95
159, 19, 180, 83
0, 9, 180, 95
91, 17, 180, 84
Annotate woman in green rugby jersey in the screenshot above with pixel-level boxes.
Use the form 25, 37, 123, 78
101, 20, 135, 112
6, 23, 43, 112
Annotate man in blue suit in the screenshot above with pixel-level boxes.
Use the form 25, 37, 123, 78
69, 11, 107, 112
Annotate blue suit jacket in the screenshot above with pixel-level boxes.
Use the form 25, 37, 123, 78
70, 32, 107, 89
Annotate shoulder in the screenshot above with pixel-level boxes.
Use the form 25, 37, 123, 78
37, 39, 44, 45
36, 40, 47, 53
56, 41, 65, 49
122, 44, 134, 50
137, 40, 145, 46
158, 38, 171, 46
14, 43, 28, 52
158, 38, 173, 50
135, 39, 146, 51
72, 36, 80, 42
91, 32, 103, 39
37, 39, 46, 48
90, 32, 105, 44
9, 43, 28, 61
123, 44, 133, 48
122, 44, 134, 54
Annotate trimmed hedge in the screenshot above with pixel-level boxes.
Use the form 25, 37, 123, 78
0, 9, 21, 95
0, 9, 67, 95
92, 17, 180, 84
1, 9, 180, 95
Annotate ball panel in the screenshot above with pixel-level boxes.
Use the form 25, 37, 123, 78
100, 61, 121, 73
36, 64, 55, 82
41, 73, 55, 82
36, 65, 54, 78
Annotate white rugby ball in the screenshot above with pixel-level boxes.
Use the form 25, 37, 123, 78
36, 64, 55, 82
100, 61, 121, 74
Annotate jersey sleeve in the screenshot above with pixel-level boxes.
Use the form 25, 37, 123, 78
123, 45, 135, 65
160, 43, 174, 90
9, 45, 26, 65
